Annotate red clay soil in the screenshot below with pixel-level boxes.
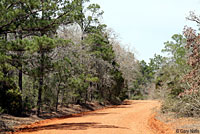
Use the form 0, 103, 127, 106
10, 100, 174, 134
148, 114, 174, 134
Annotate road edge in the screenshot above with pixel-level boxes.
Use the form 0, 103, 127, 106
148, 113, 175, 134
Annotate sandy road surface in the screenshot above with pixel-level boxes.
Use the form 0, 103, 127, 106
14, 100, 162, 134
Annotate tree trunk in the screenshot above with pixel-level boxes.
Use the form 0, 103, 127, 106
61, 90, 65, 107
85, 90, 88, 104
37, 51, 44, 116
18, 62, 23, 113
56, 85, 60, 112
18, 63, 23, 91
18, 34, 23, 91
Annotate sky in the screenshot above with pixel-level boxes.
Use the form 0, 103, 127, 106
92, 0, 200, 62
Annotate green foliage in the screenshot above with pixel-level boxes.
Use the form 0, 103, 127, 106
149, 33, 200, 117
85, 31, 115, 62
5, 89, 22, 115
155, 16, 200, 117
131, 34, 188, 101
0, 0, 130, 116
0, 106, 4, 114
149, 54, 167, 73
0, 38, 22, 115
0, 73, 22, 115
110, 68, 126, 102
162, 34, 187, 66
131, 55, 166, 99
85, 76, 99, 82
140, 60, 154, 81
153, 34, 188, 97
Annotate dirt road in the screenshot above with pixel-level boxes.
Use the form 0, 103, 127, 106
14, 100, 171, 134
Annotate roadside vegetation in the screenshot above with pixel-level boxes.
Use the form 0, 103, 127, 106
133, 11, 200, 118
0, 0, 139, 118
1, 0, 200, 133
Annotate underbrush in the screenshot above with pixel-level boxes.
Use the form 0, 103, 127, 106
0, 106, 4, 114
161, 91, 200, 117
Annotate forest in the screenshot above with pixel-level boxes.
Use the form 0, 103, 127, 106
0, 0, 138, 117
0, 0, 200, 132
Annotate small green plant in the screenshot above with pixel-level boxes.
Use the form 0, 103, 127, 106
0, 106, 4, 114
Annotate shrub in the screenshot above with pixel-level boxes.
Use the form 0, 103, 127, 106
161, 91, 200, 117
5, 89, 22, 116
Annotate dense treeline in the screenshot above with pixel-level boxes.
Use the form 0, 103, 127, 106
4, 0, 200, 119
0, 0, 138, 116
